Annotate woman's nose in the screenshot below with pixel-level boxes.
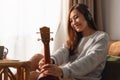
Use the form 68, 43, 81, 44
72, 20, 77, 25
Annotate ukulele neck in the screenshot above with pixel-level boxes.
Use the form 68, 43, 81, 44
44, 43, 50, 64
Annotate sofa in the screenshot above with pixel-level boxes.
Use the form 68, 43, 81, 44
101, 40, 120, 80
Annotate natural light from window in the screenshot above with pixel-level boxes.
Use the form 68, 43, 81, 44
0, 0, 61, 60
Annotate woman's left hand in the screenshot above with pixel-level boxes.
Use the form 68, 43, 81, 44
40, 64, 63, 77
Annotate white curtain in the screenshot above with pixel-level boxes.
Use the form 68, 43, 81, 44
52, 0, 69, 52
0, 0, 61, 60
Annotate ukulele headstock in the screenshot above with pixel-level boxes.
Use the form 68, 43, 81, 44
40, 26, 50, 44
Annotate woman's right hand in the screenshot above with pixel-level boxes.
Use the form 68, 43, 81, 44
38, 58, 45, 70
38, 58, 54, 70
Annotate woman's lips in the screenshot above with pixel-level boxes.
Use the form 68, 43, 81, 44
73, 24, 82, 31
74, 24, 81, 29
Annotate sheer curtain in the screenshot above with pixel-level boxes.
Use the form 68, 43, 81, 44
0, 0, 61, 60
52, 0, 69, 52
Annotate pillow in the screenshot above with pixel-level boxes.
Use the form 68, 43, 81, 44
107, 55, 120, 61
108, 41, 120, 56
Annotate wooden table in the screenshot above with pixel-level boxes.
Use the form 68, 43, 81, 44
0, 60, 31, 80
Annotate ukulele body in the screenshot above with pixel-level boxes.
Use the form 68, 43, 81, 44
38, 75, 59, 80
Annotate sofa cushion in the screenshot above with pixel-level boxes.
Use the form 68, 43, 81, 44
107, 55, 120, 61
108, 41, 120, 56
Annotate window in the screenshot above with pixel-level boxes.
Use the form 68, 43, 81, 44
0, 0, 61, 60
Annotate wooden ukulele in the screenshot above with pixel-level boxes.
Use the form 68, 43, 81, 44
38, 26, 59, 80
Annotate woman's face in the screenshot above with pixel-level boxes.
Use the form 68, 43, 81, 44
70, 9, 88, 32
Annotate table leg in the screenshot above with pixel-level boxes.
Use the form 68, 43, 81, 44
4, 67, 8, 80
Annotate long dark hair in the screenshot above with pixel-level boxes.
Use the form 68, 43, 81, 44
66, 3, 98, 55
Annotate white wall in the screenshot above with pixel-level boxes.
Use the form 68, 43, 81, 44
102, 0, 120, 40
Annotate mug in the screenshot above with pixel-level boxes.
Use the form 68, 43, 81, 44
0, 46, 8, 59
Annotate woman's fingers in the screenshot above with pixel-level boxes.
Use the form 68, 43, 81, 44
38, 58, 45, 69
38, 58, 54, 70
40, 64, 62, 77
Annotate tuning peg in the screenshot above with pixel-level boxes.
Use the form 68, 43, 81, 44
37, 38, 53, 41
37, 38, 41, 41
50, 32, 53, 34
36, 32, 40, 34
50, 38, 53, 41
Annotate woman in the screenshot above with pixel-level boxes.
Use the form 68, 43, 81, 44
30, 3, 109, 80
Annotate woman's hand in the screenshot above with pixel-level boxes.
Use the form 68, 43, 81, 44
38, 58, 45, 69
39, 64, 63, 77
38, 58, 54, 69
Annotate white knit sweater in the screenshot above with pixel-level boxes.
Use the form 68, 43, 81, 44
51, 31, 109, 80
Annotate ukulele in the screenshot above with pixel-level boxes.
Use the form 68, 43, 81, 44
38, 26, 59, 80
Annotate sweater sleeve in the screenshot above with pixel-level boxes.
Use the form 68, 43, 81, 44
61, 33, 109, 78
51, 45, 69, 66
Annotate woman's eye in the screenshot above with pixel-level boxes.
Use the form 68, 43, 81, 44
69, 15, 79, 23
74, 15, 79, 19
